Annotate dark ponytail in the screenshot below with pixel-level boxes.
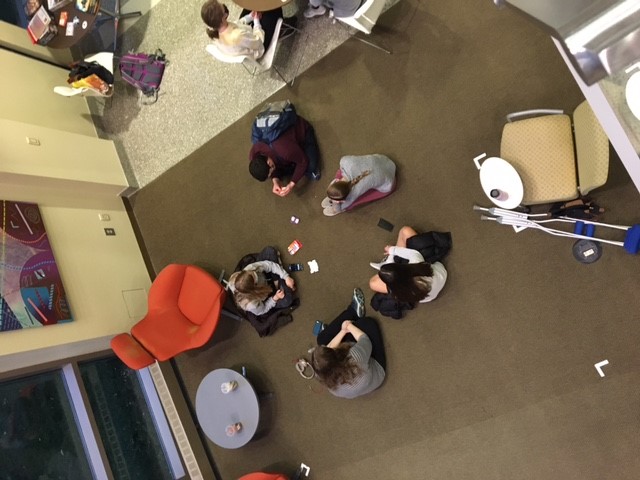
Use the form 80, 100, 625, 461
379, 262, 434, 303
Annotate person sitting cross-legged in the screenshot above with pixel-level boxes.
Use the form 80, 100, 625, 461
369, 226, 448, 304
249, 114, 321, 197
311, 288, 386, 399
321, 154, 396, 216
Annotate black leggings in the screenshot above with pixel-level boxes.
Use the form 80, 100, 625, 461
316, 305, 386, 370
241, 8, 283, 52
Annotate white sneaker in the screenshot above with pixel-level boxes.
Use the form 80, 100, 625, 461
369, 255, 388, 270
321, 197, 333, 208
323, 205, 343, 217
304, 5, 327, 18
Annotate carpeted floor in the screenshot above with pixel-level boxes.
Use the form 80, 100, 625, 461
129, 0, 640, 478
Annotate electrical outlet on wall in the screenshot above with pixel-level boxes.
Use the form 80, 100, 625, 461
104, 228, 116, 236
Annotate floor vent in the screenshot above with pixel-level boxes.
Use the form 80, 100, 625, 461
149, 362, 204, 480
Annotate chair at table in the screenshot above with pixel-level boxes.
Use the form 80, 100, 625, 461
111, 264, 226, 370
54, 52, 115, 98
206, 18, 303, 86
334, 0, 391, 54
499, 100, 609, 206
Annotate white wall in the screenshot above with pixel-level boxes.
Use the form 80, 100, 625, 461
0, 40, 150, 372
0, 48, 95, 136
0, 178, 151, 371
0, 118, 127, 195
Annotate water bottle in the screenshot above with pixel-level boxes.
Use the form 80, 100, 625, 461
490, 189, 508, 201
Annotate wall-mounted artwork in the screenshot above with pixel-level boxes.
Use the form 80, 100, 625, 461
1, 200, 72, 332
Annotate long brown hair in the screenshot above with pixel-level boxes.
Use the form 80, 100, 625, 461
229, 270, 273, 304
201, 0, 225, 39
311, 344, 361, 389
326, 170, 371, 201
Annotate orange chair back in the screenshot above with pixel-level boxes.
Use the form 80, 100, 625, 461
238, 473, 288, 480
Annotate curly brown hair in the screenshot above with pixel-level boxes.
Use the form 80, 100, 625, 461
311, 344, 361, 389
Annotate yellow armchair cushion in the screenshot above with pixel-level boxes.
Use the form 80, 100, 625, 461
501, 114, 578, 205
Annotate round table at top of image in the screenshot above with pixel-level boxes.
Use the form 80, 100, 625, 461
46, 3, 101, 49
478, 156, 524, 209
232, 0, 293, 12
195, 368, 260, 449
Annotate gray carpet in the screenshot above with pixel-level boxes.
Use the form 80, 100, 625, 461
129, 0, 640, 478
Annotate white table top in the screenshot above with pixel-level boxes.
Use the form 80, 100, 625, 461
625, 70, 640, 122
477, 156, 524, 209
195, 368, 260, 449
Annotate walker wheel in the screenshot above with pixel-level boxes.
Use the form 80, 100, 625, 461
572, 239, 602, 264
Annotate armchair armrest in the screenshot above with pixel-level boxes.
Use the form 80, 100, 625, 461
506, 109, 564, 123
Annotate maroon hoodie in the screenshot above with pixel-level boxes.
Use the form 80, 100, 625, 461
249, 116, 311, 184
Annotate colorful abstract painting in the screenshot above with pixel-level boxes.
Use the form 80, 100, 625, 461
0, 200, 72, 332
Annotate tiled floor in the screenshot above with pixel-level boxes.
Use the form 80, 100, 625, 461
87, 0, 398, 188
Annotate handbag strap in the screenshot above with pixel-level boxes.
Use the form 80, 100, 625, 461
295, 359, 315, 379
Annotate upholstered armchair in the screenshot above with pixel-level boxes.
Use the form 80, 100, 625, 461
111, 264, 225, 369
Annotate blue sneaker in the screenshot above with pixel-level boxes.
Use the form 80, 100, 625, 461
351, 288, 365, 318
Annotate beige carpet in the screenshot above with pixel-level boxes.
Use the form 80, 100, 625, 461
129, 0, 640, 478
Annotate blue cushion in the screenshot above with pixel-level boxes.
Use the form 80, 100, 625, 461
623, 224, 640, 254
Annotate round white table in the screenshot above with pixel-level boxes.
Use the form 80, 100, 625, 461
195, 368, 260, 449
625, 70, 640, 121
476, 156, 524, 209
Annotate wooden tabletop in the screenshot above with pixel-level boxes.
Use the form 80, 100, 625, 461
232, 0, 293, 12
46, 2, 100, 49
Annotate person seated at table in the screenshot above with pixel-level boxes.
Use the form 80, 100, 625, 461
369, 226, 448, 303
304, 0, 362, 19
249, 115, 321, 197
321, 154, 396, 216
311, 288, 386, 399
228, 246, 296, 316
201, 0, 296, 59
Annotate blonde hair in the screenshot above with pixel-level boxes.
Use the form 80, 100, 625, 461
327, 170, 371, 201
229, 270, 273, 308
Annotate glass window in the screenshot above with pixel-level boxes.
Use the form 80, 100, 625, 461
1, 357, 185, 480
79, 357, 175, 480
0, 370, 94, 480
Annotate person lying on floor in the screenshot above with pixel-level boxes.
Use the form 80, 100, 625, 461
311, 288, 386, 399
249, 115, 321, 197
369, 226, 447, 303
321, 154, 396, 216
228, 247, 296, 316
201, 0, 297, 59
